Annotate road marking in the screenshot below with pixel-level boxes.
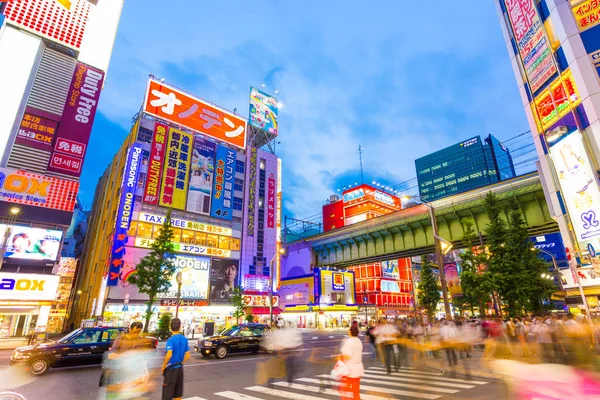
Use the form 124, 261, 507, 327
310, 376, 458, 394
366, 369, 489, 385
361, 372, 477, 389
246, 385, 329, 400
183, 397, 208, 400
303, 379, 441, 399
185, 356, 271, 367
328, 336, 334, 338
312, 337, 318, 340
214, 391, 265, 400
273, 381, 389, 400
368, 366, 435, 374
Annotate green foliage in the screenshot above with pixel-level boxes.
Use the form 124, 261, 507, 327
153, 313, 172, 340
417, 255, 441, 320
127, 209, 177, 332
245, 313, 255, 323
230, 287, 246, 324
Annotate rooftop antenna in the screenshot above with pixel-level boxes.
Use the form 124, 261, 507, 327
358, 144, 364, 184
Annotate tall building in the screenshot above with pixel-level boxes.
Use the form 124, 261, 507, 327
0, 0, 123, 337
415, 134, 516, 202
70, 82, 281, 330
496, 0, 600, 306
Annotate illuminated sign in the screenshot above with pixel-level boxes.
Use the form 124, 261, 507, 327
138, 212, 234, 236
276, 157, 282, 288
571, 0, 600, 31
16, 107, 58, 151
159, 128, 193, 210
247, 147, 257, 236
244, 274, 270, 292
242, 294, 279, 307
267, 173, 276, 228
0, 272, 60, 301
533, 69, 582, 131
381, 260, 400, 280
2, 225, 63, 262
249, 87, 279, 135
210, 144, 236, 220
374, 191, 395, 206
186, 136, 215, 215
143, 78, 247, 149
134, 237, 232, 258
332, 272, 345, 291
160, 255, 210, 300
0, 167, 78, 212
381, 280, 400, 293
142, 123, 167, 205
108, 143, 143, 286
343, 188, 365, 203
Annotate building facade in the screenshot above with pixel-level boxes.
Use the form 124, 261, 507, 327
415, 134, 516, 202
0, 0, 123, 337
496, 0, 600, 306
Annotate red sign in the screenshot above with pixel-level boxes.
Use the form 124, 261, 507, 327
242, 294, 279, 307
15, 107, 58, 151
143, 79, 247, 149
48, 153, 82, 174
54, 137, 86, 157
143, 123, 167, 205
267, 173, 275, 228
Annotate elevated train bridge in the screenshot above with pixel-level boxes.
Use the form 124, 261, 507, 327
289, 173, 558, 268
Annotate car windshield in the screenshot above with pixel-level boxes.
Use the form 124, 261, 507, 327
219, 326, 240, 336
57, 329, 83, 344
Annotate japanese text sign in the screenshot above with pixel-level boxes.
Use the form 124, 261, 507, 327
504, 0, 557, 93
15, 107, 58, 151
267, 173, 276, 228
134, 237, 232, 258
533, 69, 582, 131
47, 61, 104, 177
158, 128, 192, 210
332, 272, 345, 291
249, 87, 278, 135
0, 167, 78, 212
143, 79, 247, 149
159, 255, 210, 300
186, 136, 216, 215
138, 212, 233, 236
572, 0, 600, 31
242, 294, 279, 307
143, 123, 167, 205
247, 147, 257, 236
108, 143, 143, 286
210, 144, 236, 221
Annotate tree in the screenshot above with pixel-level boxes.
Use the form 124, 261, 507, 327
417, 256, 441, 321
128, 209, 177, 332
231, 287, 246, 324
155, 312, 172, 340
482, 192, 508, 315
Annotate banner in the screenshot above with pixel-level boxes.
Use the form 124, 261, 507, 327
381, 260, 400, 280
209, 144, 236, 220
142, 123, 167, 205
158, 128, 193, 210
2, 225, 62, 262
159, 255, 210, 300
108, 143, 143, 286
0, 272, 60, 301
47, 61, 105, 177
0, 167, 79, 212
138, 212, 233, 236
143, 78, 247, 149
444, 262, 462, 296
210, 259, 240, 303
532, 69, 582, 132
134, 237, 232, 258
247, 147, 257, 236
15, 107, 59, 151
267, 173, 275, 228
571, 0, 600, 32
186, 136, 216, 215
249, 87, 278, 135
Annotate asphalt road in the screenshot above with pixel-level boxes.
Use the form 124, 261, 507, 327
0, 331, 506, 400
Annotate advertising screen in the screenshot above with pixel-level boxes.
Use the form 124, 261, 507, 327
56, 257, 77, 276
444, 262, 462, 296
0, 272, 60, 301
160, 255, 210, 300
142, 123, 167, 205
159, 128, 193, 210
243, 274, 270, 292
186, 136, 215, 215
533, 69, 582, 132
249, 87, 279, 135
2, 225, 62, 261
210, 258, 240, 303
381, 260, 400, 280
209, 144, 236, 220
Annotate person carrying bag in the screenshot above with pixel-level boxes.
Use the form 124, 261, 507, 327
331, 325, 364, 400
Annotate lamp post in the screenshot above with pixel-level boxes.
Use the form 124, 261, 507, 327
0, 207, 20, 269
535, 248, 563, 292
269, 248, 285, 327
402, 195, 453, 319
175, 271, 182, 318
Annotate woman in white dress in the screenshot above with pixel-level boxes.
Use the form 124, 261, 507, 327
340, 325, 364, 400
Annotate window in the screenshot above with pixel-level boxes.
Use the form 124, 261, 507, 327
102, 329, 120, 342
206, 234, 218, 248
218, 236, 231, 250
137, 222, 153, 239
234, 178, 243, 192
259, 159, 266, 170
235, 160, 245, 174
170, 228, 181, 242
258, 198, 264, 208
195, 232, 207, 246
127, 221, 138, 237
73, 329, 102, 344
137, 127, 153, 143
233, 197, 243, 211
181, 229, 195, 244
230, 238, 241, 251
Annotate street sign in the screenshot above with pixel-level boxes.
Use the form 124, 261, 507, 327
588, 243, 596, 258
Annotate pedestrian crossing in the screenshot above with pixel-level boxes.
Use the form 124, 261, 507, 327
184, 366, 491, 400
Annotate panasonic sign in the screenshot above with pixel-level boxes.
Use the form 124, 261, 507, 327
0, 272, 60, 301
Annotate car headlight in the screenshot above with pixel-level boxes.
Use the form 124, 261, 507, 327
203, 341, 214, 347
12, 352, 31, 360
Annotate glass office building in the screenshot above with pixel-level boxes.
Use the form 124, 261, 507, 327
415, 134, 516, 202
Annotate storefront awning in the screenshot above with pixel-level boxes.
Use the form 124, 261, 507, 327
251, 307, 281, 315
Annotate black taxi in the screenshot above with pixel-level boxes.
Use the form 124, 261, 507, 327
10, 327, 156, 375
196, 323, 272, 359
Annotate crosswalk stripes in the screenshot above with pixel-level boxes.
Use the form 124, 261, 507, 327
187, 365, 490, 400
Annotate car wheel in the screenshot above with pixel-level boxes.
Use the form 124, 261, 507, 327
215, 346, 228, 359
29, 358, 49, 375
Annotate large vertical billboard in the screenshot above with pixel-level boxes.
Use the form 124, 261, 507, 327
210, 258, 240, 303
246, 147, 258, 236
107, 143, 143, 286
47, 62, 105, 177
503, 0, 557, 93
143, 123, 167, 205
209, 145, 236, 220
159, 128, 192, 210
249, 87, 279, 135
186, 137, 216, 215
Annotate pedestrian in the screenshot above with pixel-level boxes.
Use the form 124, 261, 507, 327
374, 318, 398, 374
439, 319, 458, 371
365, 322, 377, 361
161, 318, 190, 400
339, 325, 364, 400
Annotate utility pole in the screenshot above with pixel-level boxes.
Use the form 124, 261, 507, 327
358, 144, 364, 184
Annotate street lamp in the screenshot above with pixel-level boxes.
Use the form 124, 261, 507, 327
175, 271, 182, 318
534, 248, 564, 291
269, 248, 285, 327
402, 195, 453, 319
0, 207, 20, 269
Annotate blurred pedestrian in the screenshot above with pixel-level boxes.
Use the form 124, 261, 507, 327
339, 325, 364, 400
439, 319, 458, 371
374, 318, 398, 374
161, 318, 190, 400
365, 322, 377, 361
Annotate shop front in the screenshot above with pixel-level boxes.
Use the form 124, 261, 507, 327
241, 293, 280, 325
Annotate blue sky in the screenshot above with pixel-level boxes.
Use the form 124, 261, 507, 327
80, 0, 530, 219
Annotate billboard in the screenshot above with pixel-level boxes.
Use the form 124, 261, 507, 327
381, 260, 400, 280
444, 262, 462, 296
210, 258, 240, 303
143, 78, 247, 149
242, 294, 279, 307
107, 143, 143, 286
246, 147, 257, 236
532, 69, 582, 132
47, 62, 105, 177
267, 173, 275, 228
142, 123, 167, 205
0, 167, 79, 212
15, 107, 59, 152
504, 0, 557, 93
160, 255, 210, 300
2, 225, 63, 261
243, 274, 270, 292
56, 257, 78, 276
209, 144, 236, 220
158, 128, 193, 210
249, 87, 278, 135
134, 237, 232, 258
186, 136, 216, 215
279, 279, 313, 307
550, 131, 600, 245
571, 0, 600, 32
318, 269, 356, 305
138, 212, 234, 236
0, 272, 60, 301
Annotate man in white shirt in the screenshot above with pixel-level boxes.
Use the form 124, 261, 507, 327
374, 318, 399, 374
439, 319, 458, 368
